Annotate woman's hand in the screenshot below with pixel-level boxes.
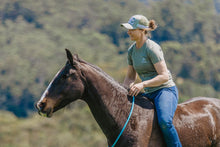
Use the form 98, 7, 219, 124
129, 82, 144, 96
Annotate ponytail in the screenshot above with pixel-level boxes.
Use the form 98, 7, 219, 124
144, 19, 157, 37
148, 20, 157, 31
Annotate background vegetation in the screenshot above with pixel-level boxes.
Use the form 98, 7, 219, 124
0, 0, 219, 146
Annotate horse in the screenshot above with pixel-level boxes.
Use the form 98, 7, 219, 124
36, 49, 220, 147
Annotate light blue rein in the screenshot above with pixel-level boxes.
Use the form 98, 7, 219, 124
109, 96, 135, 147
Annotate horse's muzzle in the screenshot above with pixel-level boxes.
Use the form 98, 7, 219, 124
35, 102, 53, 118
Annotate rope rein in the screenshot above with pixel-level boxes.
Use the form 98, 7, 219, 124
110, 96, 135, 147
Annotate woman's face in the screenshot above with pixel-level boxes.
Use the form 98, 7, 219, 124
127, 29, 144, 41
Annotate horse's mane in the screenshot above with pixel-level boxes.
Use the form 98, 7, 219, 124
78, 56, 153, 109
78, 58, 128, 92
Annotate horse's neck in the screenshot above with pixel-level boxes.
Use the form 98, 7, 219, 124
82, 65, 130, 139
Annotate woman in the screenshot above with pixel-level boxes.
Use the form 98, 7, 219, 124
121, 15, 182, 147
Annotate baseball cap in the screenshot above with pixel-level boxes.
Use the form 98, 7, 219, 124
121, 15, 149, 29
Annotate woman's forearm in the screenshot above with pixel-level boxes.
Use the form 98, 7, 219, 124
123, 77, 136, 88
123, 65, 137, 88
142, 60, 169, 87
142, 73, 169, 88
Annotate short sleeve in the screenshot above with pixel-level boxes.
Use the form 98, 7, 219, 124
148, 44, 164, 64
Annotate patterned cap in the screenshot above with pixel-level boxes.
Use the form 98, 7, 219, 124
121, 15, 149, 29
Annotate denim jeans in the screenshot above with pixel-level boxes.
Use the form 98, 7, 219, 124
143, 86, 182, 147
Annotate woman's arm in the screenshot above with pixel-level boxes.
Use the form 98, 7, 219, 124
129, 60, 169, 96
142, 60, 169, 87
123, 65, 137, 88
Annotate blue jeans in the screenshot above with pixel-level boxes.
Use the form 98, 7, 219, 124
143, 86, 182, 147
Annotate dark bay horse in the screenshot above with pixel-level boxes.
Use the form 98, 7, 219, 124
36, 49, 220, 147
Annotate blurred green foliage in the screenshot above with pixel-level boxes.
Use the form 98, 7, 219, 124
0, 102, 107, 147
0, 0, 219, 146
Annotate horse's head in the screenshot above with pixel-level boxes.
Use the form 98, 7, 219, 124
35, 49, 86, 117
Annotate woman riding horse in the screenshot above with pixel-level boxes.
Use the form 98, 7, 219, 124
36, 49, 220, 146
121, 14, 181, 146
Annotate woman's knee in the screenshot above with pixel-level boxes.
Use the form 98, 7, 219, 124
158, 118, 173, 131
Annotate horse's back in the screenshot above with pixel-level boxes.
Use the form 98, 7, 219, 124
174, 97, 220, 146
127, 96, 220, 146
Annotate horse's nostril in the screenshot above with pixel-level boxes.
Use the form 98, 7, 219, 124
37, 101, 46, 111
41, 102, 45, 107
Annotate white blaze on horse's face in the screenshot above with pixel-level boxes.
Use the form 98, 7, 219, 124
36, 63, 86, 117
36, 69, 62, 117
39, 69, 62, 102
39, 69, 61, 102
36, 49, 87, 117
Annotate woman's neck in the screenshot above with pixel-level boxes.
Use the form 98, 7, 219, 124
136, 36, 147, 49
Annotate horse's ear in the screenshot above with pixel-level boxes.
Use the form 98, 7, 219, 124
65, 48, 75, 66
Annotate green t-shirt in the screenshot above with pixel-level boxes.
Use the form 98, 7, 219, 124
127, 39, 175, 93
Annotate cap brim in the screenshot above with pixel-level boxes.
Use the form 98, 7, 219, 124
121, 23, 134, 29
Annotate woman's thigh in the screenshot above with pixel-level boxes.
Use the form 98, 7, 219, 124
153, 87, 178, 124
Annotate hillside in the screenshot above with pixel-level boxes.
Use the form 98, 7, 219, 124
0, 103, 107, 147
0, 0, 219, 117
0, 0, 219, 146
